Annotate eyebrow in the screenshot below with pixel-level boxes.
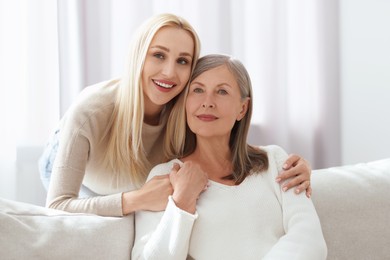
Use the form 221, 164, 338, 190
150, 45, 193, 58
191, 81, 233, 89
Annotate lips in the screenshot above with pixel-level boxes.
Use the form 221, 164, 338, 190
197, 114, 218, 121
153, 79, 176, 91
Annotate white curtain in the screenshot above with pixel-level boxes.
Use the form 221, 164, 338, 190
56, 0, 340, 168
0, 0, 60, 202
0, 0, 340, 203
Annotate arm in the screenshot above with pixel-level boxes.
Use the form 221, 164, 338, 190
45, 121, 125, 216
132, 160, 208, 260
132, 196, 197, 260
46, 125, 173, 216
276, 154, 312, 197
264, 146, 327, 260
45, 82, 126, 216
122, 175, 173, 214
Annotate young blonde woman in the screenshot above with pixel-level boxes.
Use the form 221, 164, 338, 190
40, 13, 312, 217
132, 54, 327, 259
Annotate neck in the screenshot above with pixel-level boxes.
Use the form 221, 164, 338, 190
144, 112, 161, 125
185, 137, 234, 183
144, 103, 164, 126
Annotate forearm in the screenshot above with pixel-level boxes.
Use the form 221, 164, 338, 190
47, 192, 123, 216
132, 196, 196, 259
46, 166, 123, 216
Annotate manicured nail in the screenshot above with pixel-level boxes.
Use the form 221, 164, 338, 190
295, 189, 300, 194
283, 164, 288, 169
282, 187, 288, 192
275, 177, 281, 183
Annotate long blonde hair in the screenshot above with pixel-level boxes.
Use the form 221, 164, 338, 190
166, 54, 268, 184
104, 13, 201, 186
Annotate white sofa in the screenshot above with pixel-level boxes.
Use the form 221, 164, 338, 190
311, 158, 390, 260
1, 158, 389, 260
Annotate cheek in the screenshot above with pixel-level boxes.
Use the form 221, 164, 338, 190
185, 97, 199, 117
185, 99, 193, 115
226, 104, 243, 121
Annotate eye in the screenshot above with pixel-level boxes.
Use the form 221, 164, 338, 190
177, 58, 190, 65
193, 87, 204, 93
217, 89, 228, 95
190, 85, 204, 93
153, 53, 164, 59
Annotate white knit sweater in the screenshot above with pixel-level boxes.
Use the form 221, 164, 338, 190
132, 145, 327, 260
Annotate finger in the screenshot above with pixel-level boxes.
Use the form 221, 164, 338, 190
276, 166, 301, 182
152, 174, 170, 180
282, 154, 300, 169
291, 180, 311, 195
306, 185, 312, 198
170, 163, 181, 174
281, 175, 304, 192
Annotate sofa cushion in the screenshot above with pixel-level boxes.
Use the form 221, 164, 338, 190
311, 158, 390, 260
0, 198, 134, 260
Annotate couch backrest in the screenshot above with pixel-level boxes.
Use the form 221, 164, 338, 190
311, 158, 390, 260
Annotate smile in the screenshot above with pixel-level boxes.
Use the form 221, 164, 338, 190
153, 80, 175, 89
197, 114, 218, 121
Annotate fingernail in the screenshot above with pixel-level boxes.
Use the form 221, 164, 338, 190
295, 189, 300, 194
275, 177, 281, 183
282, 187, 287, 192
283, 163, 288, 169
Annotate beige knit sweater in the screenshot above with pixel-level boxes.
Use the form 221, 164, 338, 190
46, 79, 166, 216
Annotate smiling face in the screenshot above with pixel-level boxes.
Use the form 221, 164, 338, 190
186, 64, 249, 140
142, 26, 195, 116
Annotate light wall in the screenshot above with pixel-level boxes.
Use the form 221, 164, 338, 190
340, 0, 390, 164
2, 1, 390, 206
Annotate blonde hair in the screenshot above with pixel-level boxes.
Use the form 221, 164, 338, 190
166, 54, 268, 184
104, 13, 201, 186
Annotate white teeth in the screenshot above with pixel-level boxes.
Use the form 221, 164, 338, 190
154, 80, 174, 89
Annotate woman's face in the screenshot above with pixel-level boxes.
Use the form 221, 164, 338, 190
142, 26, 194, 112
186, 65, 249, 140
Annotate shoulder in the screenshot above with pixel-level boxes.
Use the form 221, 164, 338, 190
260, 145, 288, 157
72, 78, 120, 113
61, 78, 120, 128
147, 159, 181, 182
260, 145, 289, 172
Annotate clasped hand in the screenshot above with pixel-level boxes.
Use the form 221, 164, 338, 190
170, 162, 209, 214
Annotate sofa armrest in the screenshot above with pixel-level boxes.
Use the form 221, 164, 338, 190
0, 198, 134, 260
311, 158, 390, 260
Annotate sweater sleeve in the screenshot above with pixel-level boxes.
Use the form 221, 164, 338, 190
46, 80, 124, 216
132, 196, 197, 260
262, 145, 327, 260
132, 161, 197, 260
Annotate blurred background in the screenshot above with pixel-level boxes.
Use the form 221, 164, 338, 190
0, 0, 389, 206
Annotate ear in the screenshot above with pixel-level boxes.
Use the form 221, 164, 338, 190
236, 97, 250, 121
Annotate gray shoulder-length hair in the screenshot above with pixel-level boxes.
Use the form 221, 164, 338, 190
165, 54, 268, 184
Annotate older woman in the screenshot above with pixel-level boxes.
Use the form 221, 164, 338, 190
132, 54, 327, 259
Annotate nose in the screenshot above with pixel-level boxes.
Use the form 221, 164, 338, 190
202, 95, 215, 108
202, 103, 215, 108
161, 60, 176, 77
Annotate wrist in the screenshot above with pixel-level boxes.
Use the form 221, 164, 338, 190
172, 192, 197, 214
122, 190, 141, 215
